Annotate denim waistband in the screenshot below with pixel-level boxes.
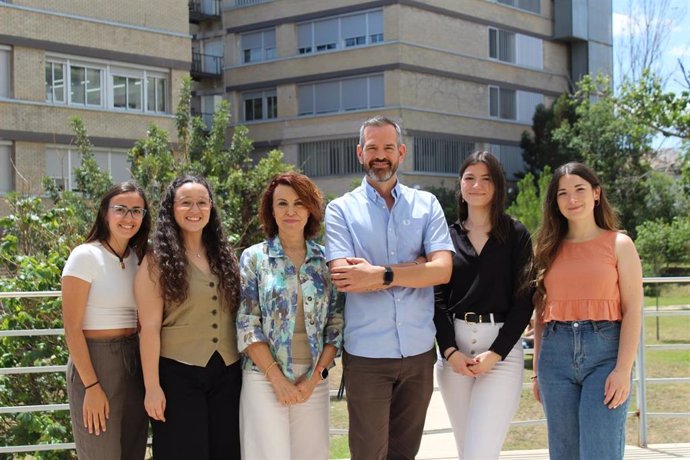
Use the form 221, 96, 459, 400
547, 320, 620, 332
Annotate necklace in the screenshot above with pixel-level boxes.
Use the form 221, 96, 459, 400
187, 248, 203, 259
103, 240, 126, 269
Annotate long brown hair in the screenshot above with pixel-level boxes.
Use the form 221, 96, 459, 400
532, 162, 619, 315
457, 151, 510, 244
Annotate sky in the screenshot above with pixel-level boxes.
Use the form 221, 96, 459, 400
611, 0, 689, 148
612, 0, 689, 88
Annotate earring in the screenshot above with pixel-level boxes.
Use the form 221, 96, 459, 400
595, 199, 600, 207
460, 196, 465, 204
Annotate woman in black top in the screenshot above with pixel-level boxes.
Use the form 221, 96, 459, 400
434, 151, 533, 459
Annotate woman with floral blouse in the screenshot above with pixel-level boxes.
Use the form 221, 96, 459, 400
237, 172, 343, 460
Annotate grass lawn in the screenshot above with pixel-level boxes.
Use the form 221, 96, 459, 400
644, 282, 690, 307
329, 312, 690, 458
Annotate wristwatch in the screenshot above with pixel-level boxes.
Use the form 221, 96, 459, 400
383, 266, 394, 285
316, 365, 329, 380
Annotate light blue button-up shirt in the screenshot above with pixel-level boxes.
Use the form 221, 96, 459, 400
325, 179, 454, 358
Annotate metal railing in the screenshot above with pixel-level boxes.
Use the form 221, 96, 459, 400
228, 0, 272, 8
188, 0, 220, 18
191, 51, 223, 77
1, 277, 689, 453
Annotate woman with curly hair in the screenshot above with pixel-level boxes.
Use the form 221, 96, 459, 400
62, 181, 150, 459
237, 172, 343, 459
531, 162, 642, 460
135, 175, 242, 459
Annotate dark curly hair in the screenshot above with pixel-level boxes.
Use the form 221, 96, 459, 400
259, 172, 324, 240
85, 181, 151, 263
153, 175, 240, 311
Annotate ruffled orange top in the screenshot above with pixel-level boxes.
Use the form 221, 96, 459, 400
542, 230, 621, 322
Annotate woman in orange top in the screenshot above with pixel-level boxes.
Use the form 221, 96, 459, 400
531, 162, 642, 460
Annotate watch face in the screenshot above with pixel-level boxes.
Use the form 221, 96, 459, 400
320, 367, 329, 380
383, 266, 394, 285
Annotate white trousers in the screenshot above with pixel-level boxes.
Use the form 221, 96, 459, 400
240, 364, 330, 460
435, 319, 524, 460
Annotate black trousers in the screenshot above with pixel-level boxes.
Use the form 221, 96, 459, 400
152, 352, 242, 460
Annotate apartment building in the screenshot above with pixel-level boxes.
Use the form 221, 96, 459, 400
213, 0, 612, 194
0, 0, 190, 206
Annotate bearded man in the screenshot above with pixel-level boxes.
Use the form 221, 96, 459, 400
325, 115, 454, 460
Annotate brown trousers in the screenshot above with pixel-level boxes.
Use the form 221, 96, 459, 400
66, 334, 148, 460
343, 348, 436, 460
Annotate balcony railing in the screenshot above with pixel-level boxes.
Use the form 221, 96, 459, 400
191, 51, 223, 78
189, 0, 221, 22
227, 0, 272, 8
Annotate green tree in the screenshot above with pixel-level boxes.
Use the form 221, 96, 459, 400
506, 166, 552, 234
635, 216, 690, 276
520, 95, 579, 176
552, 74, 654, 236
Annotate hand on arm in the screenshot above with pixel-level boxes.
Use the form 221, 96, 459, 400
604, 234, 643, 409
329, 250, 452, 293
62, 276, 109, 435
134, 256, 166, 422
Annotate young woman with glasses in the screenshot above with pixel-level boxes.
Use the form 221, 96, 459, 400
136, 175, 242, 459
61, 181, 151, 459
531, 162, 642, 460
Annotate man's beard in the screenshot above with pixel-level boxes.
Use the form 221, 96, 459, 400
364, 159, 397, 182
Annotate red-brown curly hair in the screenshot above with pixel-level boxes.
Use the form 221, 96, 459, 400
259, 172, 324, 239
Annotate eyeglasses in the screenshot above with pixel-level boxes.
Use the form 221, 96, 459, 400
175, 199, 212, 211
109, 205, 147, 219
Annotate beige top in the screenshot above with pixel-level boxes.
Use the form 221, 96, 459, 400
160, 263, 239, 367
291, 285, 311, 364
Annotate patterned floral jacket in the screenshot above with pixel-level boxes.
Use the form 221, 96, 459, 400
237, 236, 343, 381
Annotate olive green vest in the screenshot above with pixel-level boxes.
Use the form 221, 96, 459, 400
160, 263, 239, 367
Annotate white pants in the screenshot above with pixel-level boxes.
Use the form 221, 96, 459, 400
240, 364, 330, 460
435, 319, 524, 460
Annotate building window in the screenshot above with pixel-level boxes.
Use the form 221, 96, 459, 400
297, 9, 383, 55
70, 65, 102, 106
497, 0, 541, 14
1, 46, 10, 98
45, 62, 66, 103
242, 89, 277, 121
413, 137, 475, 174
489, 86, 516, 120
45, 56, 169, 113
146, 76, 167, 113
489, 28, 515, 63
489, 144, 524, 180
299, 138, 360, 177
241, 29, 276, 63
298, 74, 384, 116
45, 148, 129, 191
489, 28, 543, 69
0, 142, 12, 193
489, 85, 544, 123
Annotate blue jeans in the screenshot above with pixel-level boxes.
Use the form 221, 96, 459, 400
538, 321, 630, 460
